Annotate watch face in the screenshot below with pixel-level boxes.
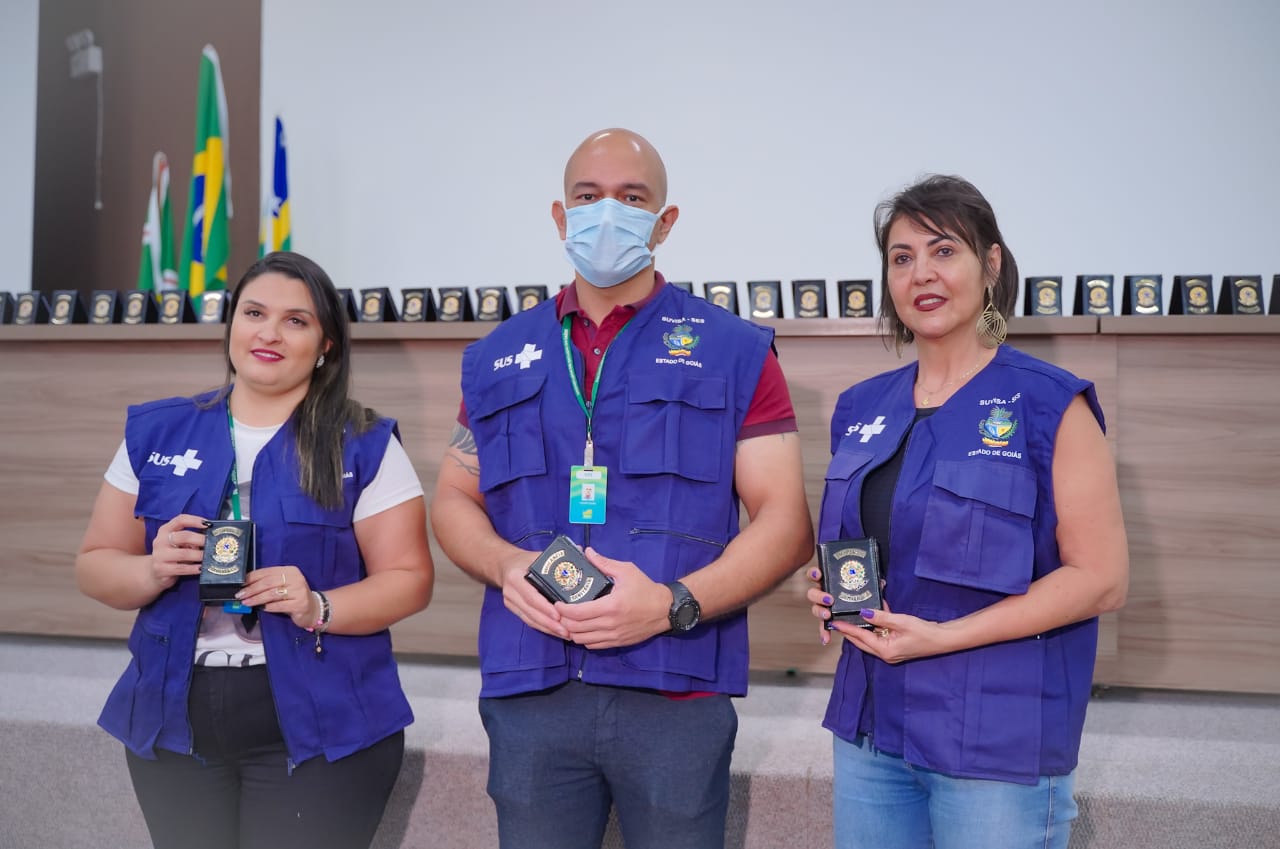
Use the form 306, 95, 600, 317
673, 599, 700, 630
668, 582, 700, 631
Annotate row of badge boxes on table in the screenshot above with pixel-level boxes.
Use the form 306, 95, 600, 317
0, 281, 869, 325
345, 275, 1276, 319
3, 274, 1277, 326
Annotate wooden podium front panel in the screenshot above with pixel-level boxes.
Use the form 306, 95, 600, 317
1106, 334, 1280, 693
0, 339, 226, 639
1, 320, 1276, 693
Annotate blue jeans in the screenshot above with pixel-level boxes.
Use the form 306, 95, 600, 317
832, 733, 1077, 849
479, 680, 737, 849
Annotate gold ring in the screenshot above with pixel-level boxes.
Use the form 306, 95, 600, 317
276, 586, 288, 597
877, 627, 890, 638
168, 532, 176, 547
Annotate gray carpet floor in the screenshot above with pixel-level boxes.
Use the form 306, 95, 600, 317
1, 634, 1277, 848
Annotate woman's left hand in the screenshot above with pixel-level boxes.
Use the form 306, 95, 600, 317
827, 603, 956, 664
236, 566, 319, 630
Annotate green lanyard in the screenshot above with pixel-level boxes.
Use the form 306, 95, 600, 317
560, 314, 631, 466
225, 406, 243, 520
223, 405, 257, 621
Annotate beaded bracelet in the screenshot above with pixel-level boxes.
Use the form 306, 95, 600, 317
308, 590, 332, 656
314, 590, 332, 633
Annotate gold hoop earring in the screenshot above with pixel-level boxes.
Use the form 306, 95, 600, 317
977, 287, 1007, 348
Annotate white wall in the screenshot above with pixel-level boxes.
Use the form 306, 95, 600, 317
1, 0, 40, 295
261, 0, 1280, 315
8, 2, 1274, 310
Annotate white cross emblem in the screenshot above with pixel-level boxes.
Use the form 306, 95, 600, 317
170, 449, 203, 476
857, 416, 887, 443
515, 343, 543, 370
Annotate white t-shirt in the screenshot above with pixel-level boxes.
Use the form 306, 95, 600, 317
106, 420, 423, 667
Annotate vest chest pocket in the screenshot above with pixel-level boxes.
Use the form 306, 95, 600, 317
915, 460, 1038, 595
619, 373, 727, 483
280, 496, 354, 585
134, 480, 200, 548
471, 373, 548, 493
819, 447, 876, 539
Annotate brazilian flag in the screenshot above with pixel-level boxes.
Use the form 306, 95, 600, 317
259, 116, 291, 256
179, 44, 232, 298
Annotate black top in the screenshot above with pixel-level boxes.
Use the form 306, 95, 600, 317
858, 407, 938, 578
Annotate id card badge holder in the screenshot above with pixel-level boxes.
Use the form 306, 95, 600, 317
569, 438, 607, 525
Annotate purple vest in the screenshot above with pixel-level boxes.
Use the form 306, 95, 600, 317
461, 283, 772, 697
97, 392, 413, 767
819, 345, 1103, 784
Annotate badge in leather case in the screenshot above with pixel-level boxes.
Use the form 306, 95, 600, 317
200, 520, 256, 603
816, 537, 882, 629
524, 535, 613, 604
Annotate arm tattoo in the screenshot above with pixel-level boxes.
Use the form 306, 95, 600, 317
735, 431, 792, 451
447, 424, 480, 477
448, 424, 478, 455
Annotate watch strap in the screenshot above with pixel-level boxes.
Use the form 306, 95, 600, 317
665, 580, 700, 631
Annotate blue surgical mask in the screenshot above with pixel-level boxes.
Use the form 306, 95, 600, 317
563, 198, 661, 288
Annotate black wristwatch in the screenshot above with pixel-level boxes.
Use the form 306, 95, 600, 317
665, 581, 701, 632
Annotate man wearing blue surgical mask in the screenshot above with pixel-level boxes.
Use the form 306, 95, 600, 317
554, 135, 677, 289
432, 128, 814, 849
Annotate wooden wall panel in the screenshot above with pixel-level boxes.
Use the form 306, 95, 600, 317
0, 337, 226, 638
1107, 334, 1280, 693
2, 318, 1276, 693
348, 338, 480, 658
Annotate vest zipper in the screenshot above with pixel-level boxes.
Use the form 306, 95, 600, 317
183, 436, 237, 755
882, 421, 920, 591
512, 529, 555, 546
274, 634, 306, 775
628, 528, 724, 549
183, 603, 202, 755
244, 447, 297, 774
867, 416, 921, 742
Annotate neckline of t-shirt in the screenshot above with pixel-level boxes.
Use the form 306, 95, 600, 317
232, 418, 285, 437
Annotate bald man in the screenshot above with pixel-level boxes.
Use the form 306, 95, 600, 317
432, 128, 813, 849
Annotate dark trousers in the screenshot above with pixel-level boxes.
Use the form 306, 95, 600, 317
125, 665, 403, 849
480, 680, 738, 849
